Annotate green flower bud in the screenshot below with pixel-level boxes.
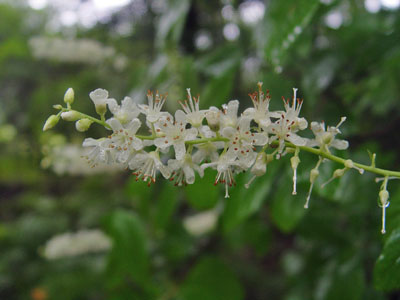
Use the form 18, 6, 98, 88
61, 110, 81, 121
43, 115, 60, 131
310, 168, 319, 184
379, 190, 389, 206
64, 88, 74, 105
75, 118, 93, 132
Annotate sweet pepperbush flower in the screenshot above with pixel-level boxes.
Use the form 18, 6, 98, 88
308, 117, 349, 152
45, 83, 398, 234
154, 110, 198, 160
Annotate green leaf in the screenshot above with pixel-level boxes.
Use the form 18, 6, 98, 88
315, 258, 365, 300
222, 160, 282, 232
185, 169, 219, 210
264, 0, 320, 67
179, 256, 244, 300
197, 45, 242, 107
103, 210, 153, 296
154, 182, 180, 229
374, 228, 400, 291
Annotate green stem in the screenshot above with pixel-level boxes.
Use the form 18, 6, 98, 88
285, 142, 400, 178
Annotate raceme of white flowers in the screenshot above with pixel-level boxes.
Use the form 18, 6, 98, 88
42, 229, 111, 260
29, 37, 128, 70
44, 83, 398, 234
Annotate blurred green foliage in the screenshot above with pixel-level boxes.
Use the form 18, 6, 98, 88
1, 0, 400, 299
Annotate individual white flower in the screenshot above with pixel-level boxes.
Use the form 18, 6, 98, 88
106, 118, 143, 163
154, 110, 198, 160
82, 137, 113, 166
243, 82, 280, 128
168, 154, 204, 185
107, 96, 140, 124
221, 100, 240, 128
308, 117, 349, 152
201, 151, 241, 198
43, 229, 111, 260
89, 88, 109, 115
222, 116, 268, 167
129, 151, 171, 185
179, 89, 206, 127
139, 90, 167, 123
269, 88, 308, 153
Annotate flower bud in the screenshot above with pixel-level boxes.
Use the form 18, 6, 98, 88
53, 104, 63, 109
205, 107, 220, 132
379, 190, 389, 207
43, 115, 60, 131
89, 88, 108, 116
64, 88, 74, 105
61, 110, 80, 121
333, 168, 346, 178
291, 156, 300, 170
75, 118, 92, 132
310, 168, 319, 184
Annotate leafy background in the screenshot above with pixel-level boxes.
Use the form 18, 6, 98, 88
1, 0, 400, 299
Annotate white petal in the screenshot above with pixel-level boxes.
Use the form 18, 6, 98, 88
185, 128, 198, 140
175, 109, 187, 125
89, 88, 108, 105
131, 137, 143, 150
221, 127, 236, 138
167, 159, 182, 171
154, 137, 171, 149
159, 165, 171, 179
183, 165, 195, 184
83, 138, 99, 147
253, 133, 268, 146
287, 134, 308, 146
106, 118, 122, 132
106, 98, 119, 114
331, 139, 349, 150
126, 118, 141, 134
174, 142, 186, 160
297, 118, 308, 130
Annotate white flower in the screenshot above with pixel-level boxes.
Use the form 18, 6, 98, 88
221, 100, 240, 128
243, 82, 279, 128
139, 90, 167, 123
107, 96, 140, 124
269, 88, 308, 152
154, 110, 198, 160
168, 154, 204, 185
202, 151, 241, 198
179, 89, 206, 127
43, 229, 111, 260
130, 151, 171, 185
222, 116, 268, 167
308, 117, 349, 152
82, 137, 113, 166
106, 118, 143, 163
90, 88, 109, 115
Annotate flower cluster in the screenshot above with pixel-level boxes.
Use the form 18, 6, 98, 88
44, 83, 399, 234
29, 37, 127, 70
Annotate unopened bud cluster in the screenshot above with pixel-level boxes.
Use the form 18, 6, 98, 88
44, 83, 400, 234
